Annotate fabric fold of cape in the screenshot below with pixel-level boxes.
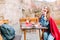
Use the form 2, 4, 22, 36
50, 17, 60, 40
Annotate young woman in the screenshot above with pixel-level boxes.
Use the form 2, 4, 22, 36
43, 7, 54, 40
39, 7, 54, 40
39, 7, 60, 40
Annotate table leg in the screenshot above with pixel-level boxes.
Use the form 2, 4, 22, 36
24, 30, 26, 40
42, 29, 44, 40
39, 29, 42, 40
39, 29, 40, 40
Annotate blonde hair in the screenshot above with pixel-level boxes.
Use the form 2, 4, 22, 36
45, 6, 50, 20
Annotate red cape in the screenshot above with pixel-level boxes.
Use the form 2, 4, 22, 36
50, 17, 60, 40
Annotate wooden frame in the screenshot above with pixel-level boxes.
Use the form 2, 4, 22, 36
0, 20, 9, 24
19, 17, 39, 28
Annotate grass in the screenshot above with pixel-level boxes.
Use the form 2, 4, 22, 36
58, 25, 60, 29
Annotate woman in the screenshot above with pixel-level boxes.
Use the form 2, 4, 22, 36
43, 7, 54, 40
39, 7, 60, 40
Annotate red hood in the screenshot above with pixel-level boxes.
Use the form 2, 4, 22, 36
50, 17, 60, 40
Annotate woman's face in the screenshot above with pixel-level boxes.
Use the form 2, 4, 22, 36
46, 10, 50, 20
42, 7, 50, 20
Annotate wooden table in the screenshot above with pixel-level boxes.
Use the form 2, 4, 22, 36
22, 27, 48, 40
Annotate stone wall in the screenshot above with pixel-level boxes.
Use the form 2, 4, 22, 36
0, 0, 23, 35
